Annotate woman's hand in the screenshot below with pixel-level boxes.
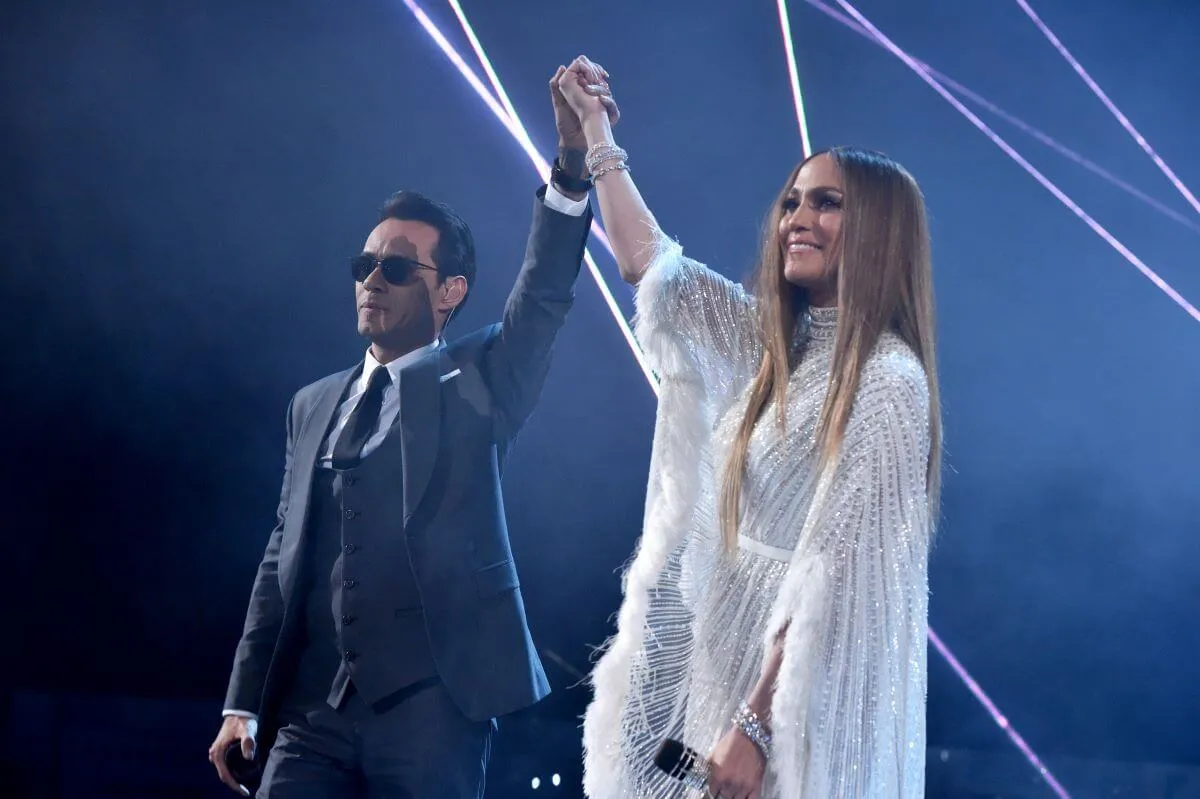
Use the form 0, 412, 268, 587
555, 54, 619, 128
706, 725, 766, 799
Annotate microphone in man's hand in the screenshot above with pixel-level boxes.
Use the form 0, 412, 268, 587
654, 739, 711, 791
224, 741, 263, 790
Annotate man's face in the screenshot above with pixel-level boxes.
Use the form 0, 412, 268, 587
355, 218, 442, 344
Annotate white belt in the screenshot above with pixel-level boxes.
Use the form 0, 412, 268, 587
737, 534, 793, 563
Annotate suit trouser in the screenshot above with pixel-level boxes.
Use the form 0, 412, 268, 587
257, 678, 493, 799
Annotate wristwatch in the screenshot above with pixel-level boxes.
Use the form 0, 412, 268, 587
550, 157, 593, 194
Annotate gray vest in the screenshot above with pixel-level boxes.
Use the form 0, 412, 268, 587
289, 423, 437, 709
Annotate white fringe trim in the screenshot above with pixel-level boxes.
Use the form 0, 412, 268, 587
582, 236, 710, 798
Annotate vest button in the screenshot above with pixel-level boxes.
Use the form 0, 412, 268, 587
343, 544, 357, 555
343, 578, 358, 590
343, 508, 357, 520
343, 650, 357, 662
341, 614, 356, 626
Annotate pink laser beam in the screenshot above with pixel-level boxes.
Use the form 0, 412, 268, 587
800, 0, 1200, 236
442, 0, 618, 257
1015, 0, 1200, 217
399, 0, 656, 391
446, 0, 533, 155
928, 630, 1072, 799
833, 0, 1200, 326
776, 0, 814, 157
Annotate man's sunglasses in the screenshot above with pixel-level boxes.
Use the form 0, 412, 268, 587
350, 253, 438, 285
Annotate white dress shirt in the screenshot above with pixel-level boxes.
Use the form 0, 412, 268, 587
317, 340, 440, 468
542, 183, 589, 216
222, 186, 587, 720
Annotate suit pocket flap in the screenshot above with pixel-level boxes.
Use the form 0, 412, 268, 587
473, 559, 519, 598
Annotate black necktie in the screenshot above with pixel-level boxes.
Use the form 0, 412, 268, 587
332, 366, 392, 469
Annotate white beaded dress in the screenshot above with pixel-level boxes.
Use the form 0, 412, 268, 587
582, 236, 932, 798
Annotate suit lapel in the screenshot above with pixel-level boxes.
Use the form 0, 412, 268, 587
279, 365, 358, 600
398, 348, 447, 522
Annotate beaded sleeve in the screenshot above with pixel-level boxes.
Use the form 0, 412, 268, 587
631, 234, 761, 401
764, 348, 932, 797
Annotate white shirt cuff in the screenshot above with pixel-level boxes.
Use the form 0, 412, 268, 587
543, 183, 589, 217
222, 709, 258, 720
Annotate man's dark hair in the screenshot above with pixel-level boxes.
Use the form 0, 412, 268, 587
379, 190, 477, 316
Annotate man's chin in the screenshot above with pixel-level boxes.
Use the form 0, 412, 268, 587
357, 312, 387, 335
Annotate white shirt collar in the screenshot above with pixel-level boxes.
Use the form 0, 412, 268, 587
361, 338, 443, 387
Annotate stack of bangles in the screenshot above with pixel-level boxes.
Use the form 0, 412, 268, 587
586, 142, 629, 180
733, 701, 772, 760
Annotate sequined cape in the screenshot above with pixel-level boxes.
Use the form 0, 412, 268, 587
582, 238, 931, 797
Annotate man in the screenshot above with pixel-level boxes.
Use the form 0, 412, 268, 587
207, 65, 612, 797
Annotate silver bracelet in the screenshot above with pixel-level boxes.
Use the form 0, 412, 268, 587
591, 161, 629, 180
681, 754, 710, 792
586, 142, 628, 175
732, 701, 772, 759
585, 142, 624, 166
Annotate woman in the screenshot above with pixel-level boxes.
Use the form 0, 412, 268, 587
557, 55, 941, 798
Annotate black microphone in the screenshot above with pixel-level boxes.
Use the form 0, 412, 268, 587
654, 739, 711, 791
224, 741, 263, 791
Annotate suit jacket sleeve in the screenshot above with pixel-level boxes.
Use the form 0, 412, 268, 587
223, 395, 298, 713
483, 185, 592, 440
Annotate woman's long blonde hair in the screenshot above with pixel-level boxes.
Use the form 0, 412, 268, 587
718, 146, 942, 548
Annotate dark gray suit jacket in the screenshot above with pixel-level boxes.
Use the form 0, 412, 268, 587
224, 187, 592, 726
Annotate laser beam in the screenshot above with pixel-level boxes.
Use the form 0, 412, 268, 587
1015, 0, 1200, 217
399, 0, 656, 390
929, 629, 1072, 798
834, 0, 1200, 326
801, 0, 1200, 236
776, 0, 814, 157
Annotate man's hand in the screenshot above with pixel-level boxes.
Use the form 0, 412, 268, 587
550, 64, 588, 152
706, 725, 766, 799
207, 715, 257, 796
555, 55, 618, 130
